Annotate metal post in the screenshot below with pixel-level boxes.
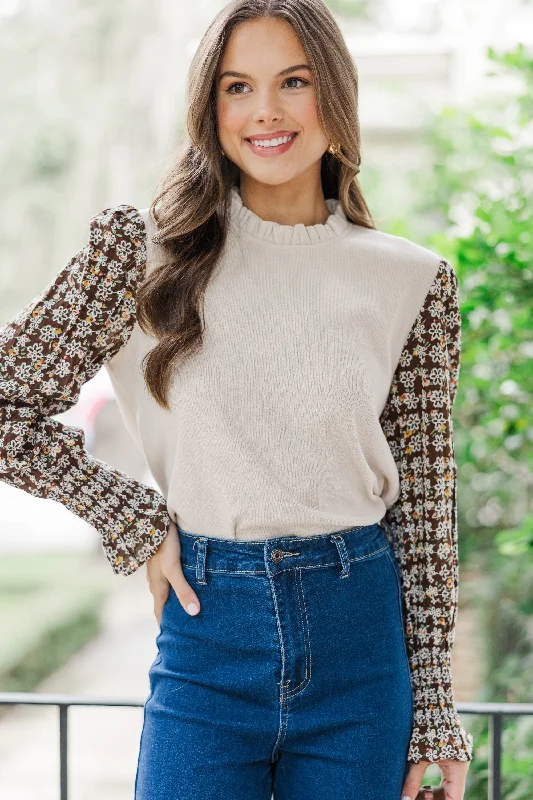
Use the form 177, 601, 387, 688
488, 712, 502, 800
59, 704, 68, 800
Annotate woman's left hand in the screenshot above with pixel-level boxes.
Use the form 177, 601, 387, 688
401, 758, 471, 800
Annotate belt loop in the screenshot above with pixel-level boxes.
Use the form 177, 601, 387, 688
379, 517, 394, 542
193, 537, 208, 585
330, 534, 350, 579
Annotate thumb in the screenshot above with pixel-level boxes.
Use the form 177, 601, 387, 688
401, 760, 429, 800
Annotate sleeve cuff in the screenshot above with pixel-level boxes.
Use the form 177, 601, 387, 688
102, 500, 172, 576
407, 661, 474, 762
408, 717, 474, 763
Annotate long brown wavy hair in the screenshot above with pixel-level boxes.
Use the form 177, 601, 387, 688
136, 0, 377, 411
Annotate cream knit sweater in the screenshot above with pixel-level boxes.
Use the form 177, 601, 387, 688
105, 185, 441, 539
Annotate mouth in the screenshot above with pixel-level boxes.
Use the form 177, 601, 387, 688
244, 132, 298, 157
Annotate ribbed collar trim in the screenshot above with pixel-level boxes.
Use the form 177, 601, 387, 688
229, 184, 350, 245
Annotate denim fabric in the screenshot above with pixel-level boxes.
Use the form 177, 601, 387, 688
134, 520, 414, 800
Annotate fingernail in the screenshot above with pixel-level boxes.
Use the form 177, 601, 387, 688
402, 796, 411, 800
187, 602, 200, 615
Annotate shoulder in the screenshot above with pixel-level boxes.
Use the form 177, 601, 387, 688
343, 223, 458, 311
0, 205, 149, 376
87, 204, 147, 272
72, 204, 149, 309
343, 223, 445, 281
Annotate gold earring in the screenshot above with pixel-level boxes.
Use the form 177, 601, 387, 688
327, 141, 340, 155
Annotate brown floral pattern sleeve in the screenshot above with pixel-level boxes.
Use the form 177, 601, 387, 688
379, 258, 474, 763
0, 205, 170, 576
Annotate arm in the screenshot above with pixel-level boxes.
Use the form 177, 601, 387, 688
379, 258, 474, 763
0, 206, 171, 576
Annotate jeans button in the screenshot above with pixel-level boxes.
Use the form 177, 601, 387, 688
271, 548, 284, 562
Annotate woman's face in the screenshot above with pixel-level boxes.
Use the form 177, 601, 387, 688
215, 17, 329, 187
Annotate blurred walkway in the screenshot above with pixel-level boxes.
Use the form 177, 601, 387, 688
0, 568, 157, 800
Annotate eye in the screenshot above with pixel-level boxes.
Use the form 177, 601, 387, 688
224, 76, 310, 94
284, 76, 309, 89
225, 82, 251, 95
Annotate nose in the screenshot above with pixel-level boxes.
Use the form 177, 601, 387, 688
252, 89, 284, 124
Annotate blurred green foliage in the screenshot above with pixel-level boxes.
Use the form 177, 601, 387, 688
409, 42, 533, 798
419, 43, 533, 557
0, 553, 110, 697
325, 0, 370, 19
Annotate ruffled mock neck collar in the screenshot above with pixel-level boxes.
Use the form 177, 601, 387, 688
229, 184, 350, 245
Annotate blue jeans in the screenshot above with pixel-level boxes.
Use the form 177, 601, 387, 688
134, 520, 414, 799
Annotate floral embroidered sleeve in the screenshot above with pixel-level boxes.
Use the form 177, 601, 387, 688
379, 258, 474, 763
0, 206, 170, 577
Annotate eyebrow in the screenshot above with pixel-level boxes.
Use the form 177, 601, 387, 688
218, 64, 311, 83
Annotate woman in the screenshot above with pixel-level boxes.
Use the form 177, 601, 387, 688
0, 1, 474, 798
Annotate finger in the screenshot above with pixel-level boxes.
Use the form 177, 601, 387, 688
151, 582, 170, 626
164, 562, 201, 615
402, 760, 430, 800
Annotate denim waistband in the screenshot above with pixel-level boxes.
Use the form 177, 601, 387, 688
177, 520, 390, 583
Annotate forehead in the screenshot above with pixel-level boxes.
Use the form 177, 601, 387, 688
216, 18, 306, 75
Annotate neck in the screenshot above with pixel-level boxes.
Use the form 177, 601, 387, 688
238, 177, 330, 227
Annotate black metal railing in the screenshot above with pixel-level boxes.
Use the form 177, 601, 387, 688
0, 694, 532, 800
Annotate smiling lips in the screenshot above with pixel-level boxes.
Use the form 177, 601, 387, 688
245, 132, 298, 156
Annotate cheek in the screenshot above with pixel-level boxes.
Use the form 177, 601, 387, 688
290, 94, 322, 132
217, 97, 247, 134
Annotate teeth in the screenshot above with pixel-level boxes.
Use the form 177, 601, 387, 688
249, 134, 295, 148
